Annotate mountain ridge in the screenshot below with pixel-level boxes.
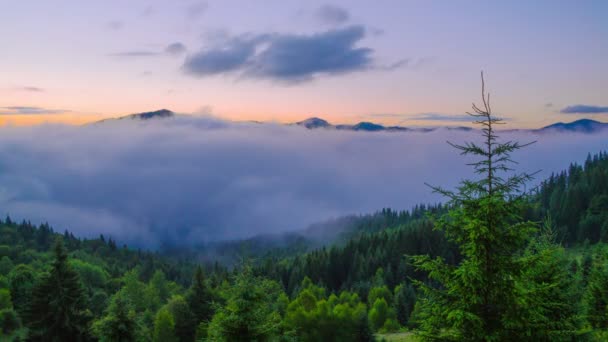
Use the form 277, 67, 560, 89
96, 109, 608, 134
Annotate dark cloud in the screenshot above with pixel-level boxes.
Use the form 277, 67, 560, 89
0, 117, 604, 248
315, 5, 350, 25
183, 26, 373, 82
165, 42, 187, 56
560, 105, 608, 114
183, 36, 260, 76
0, 106, 68, 115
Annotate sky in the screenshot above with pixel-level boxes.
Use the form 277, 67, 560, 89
1, 0, 607, 127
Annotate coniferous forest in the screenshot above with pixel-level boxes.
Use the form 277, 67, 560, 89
2, 81, 608, 341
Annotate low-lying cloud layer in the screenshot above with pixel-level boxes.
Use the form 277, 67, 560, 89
0, 117, 605, 247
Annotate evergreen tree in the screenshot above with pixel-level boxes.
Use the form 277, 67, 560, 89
187, 266, 213, 325
412, 73, 568, 340
28, 238, 91, 341
368, 298, 396, 332
207, 265, 281, 341
92, 296, 139, 342
585, 251, 608, 330
153, 307, 177, 342
354, 314, 376, 342
394, 283, 416, 326
7, 264, 36, 318
166, 295, 195, 342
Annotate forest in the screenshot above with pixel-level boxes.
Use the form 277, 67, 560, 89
2, 107, 608, 341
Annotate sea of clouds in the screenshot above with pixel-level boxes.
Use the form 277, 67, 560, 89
0, 116, 605, 247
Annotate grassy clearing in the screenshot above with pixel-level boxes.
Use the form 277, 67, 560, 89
375, 331, 418, 341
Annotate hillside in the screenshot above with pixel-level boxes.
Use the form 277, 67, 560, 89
1, 152, 608, 340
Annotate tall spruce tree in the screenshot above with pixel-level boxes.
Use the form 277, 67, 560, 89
412, 72, 563, 340
28, 238, 91, 341
187, 266, 213, 325
91, 296, 139, 342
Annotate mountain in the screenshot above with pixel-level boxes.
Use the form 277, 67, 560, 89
94, 109, 175, 124
296, 117, 330, 129
295, 117, 608, 134
94, 112, 607, 134
536, 119, 608, 133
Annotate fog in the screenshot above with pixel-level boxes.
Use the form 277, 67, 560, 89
0, 116, 605, 247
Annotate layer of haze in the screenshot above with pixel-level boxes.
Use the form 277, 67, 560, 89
0, 117, 605, 247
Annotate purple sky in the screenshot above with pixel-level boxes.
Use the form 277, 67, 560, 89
1, 0, 607, 127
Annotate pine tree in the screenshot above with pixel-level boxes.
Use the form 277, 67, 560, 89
412, 72, 545, 340
585, 251, 608, 330
28, 238, 92, 341
207, 265, 281, 341
354, 314, 376, 342
92, 296, 139, 342
166, 295, 195, 342
153, 307, 177, 342
187, 266, 213, 325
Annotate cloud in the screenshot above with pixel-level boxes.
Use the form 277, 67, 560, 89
368, 113, 473, 122
0, 106, 68, 115
183, 35, 260, 76
0, 116, 605, 248
111, 43, 189, 58
165, 42, 187, 56
109, 51, 159, 57
186, 1, 207, 20
106, 20, 124, 30
183, 25, 373, 82
409, 113, 474, 122
315, 5, 350, 25
560, 105, 608, 114
18, 86, 44, 92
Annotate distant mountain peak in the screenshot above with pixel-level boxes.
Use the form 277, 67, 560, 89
296, 117, 331, 129
351, 121, 385, 131
93, 109, 175, 124
538, 118, 607, 133
125, 109, 175, 120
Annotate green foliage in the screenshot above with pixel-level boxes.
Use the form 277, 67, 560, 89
166, 295, 196, 342
585, 249, 608, 330
394, 283, 416, 327
27, 238, 92, 341
537, 152, 608, 244
368, 285, 393, 307
0, 289, 11, 310
0, 308, 21, 335
154, 306, 178, 342
368, 298, 397, 332
207, 266, 282, 341
284, 278, 369, 341
70, 259, 110, 290
187, 266, 213, 326
412, 74, 578, 340
0, 256, 14, 275
92, 296, 140, 342
7, 264, 36, 318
